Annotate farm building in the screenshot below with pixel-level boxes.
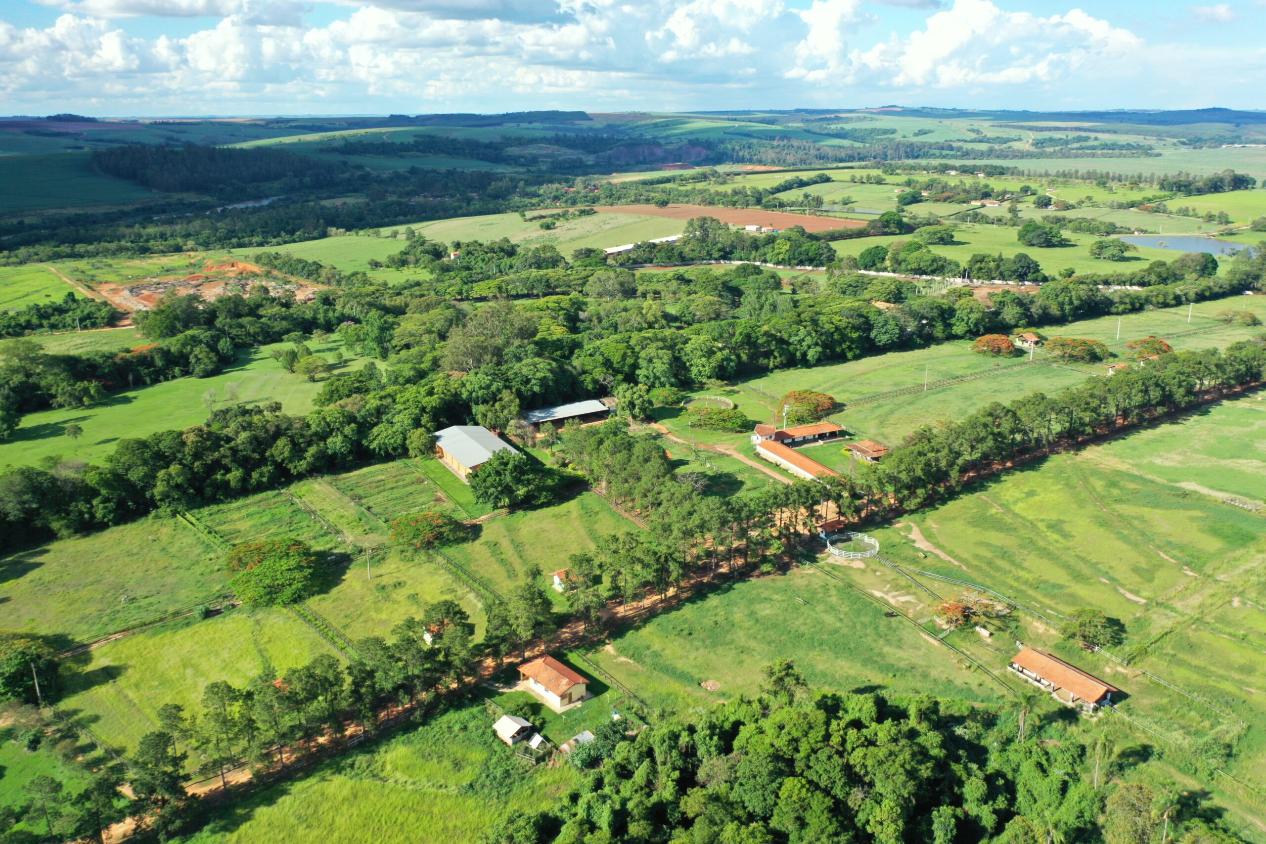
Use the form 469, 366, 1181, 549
522, 399, 611, 431
493, 714, 534, 746
1008, 647, 1119, 712
551, 568, 572, 593
846, 439, 890, 463
519, 655, 589, 712
559, 730, 596, 755
756, 440, 838, 481
751, 421, 843, 446
1013, 332, 1043, 350
433, 425, 517, 481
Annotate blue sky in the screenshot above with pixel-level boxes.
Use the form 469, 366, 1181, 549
0, 0, 1262, 116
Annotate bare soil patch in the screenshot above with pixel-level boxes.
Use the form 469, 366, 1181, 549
900, 521, 968, 570
95, 260, 322, 313
594, 203, 866, 232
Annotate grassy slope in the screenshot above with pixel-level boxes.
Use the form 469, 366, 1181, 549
0, 337, 368, 469
0, 265, 77, 310
0, 153, 156, 214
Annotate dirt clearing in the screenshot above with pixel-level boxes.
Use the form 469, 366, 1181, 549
595, 203, 866, 233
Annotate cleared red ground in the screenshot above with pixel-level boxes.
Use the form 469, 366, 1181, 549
595, 204, 866, 233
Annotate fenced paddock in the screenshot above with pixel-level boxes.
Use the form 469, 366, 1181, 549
823, 531, 880, 560
685, 395, 737, 410
332, 460, 458, 524
196, 490, 343, 550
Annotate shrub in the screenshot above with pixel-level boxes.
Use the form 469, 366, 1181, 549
779, 390, 835, 424
1089, 239, 1136, 261
1217, 310, 1262, 326
390, 510, 468, 549
973, 334, 1018, 356
1126, 335, 1173, 359
1250, 216, 1266, 232
685, 406, 749, 432
1017, 221, 1067, 247
469, 450, 556, 509
226, 538, 320, 607
648, 386, 685, 407
1045, 336, 1110, 362
1061, 608, 1125, 650
0, 634, 59, 705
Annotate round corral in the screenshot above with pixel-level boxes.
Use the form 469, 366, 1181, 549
824, 531, 880, 560
685, 395, 736, 410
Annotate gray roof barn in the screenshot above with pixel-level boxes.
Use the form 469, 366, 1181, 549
433, 425, 516, 471
522, 399, 610, 426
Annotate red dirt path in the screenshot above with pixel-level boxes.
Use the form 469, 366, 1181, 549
595, 204, 866, 232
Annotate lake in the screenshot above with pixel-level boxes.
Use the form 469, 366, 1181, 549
1120, 234, 1248, 256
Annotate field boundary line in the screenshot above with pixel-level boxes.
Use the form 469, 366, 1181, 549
285, 489, 357, 548
289, 603, 359, 657
571, 652, 653, 720
56, 595, 237, 658
431, 548, 504, 605
177, 510, 230, 551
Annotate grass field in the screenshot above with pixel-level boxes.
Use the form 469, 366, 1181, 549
399, 210, 685, 255
1165, 189, 1266, 223
178, 704, 578, 844
20, 326, 143, 354
0, 732, 90, 816
0, 337, 369, 469
0, 516, 222, 644
0, 264, 76, 310
59, 608, 338, 753
0, 153, 157, 214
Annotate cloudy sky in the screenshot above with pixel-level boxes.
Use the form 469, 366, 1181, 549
0, 0, 1262, 116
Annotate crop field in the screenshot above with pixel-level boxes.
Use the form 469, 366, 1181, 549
0, 516, 222, 644
582, 564, 1008, 714
181, 704, 579, 844
0, 153, 157, 214
831, 222, 1181, 275
441, 492, 635, 601
326, 459, 464, 527
0, 337, 368, 469
195, 490, 347, 552
0, 264, 78, 310
58, 608, 338, 753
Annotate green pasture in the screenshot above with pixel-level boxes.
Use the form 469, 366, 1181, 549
441, 492, 635, 601
1165, 188, 1266, 223
413, 458, 491, 519
397, 210, 683, 255
196, 490, 346, 552
51, 254, 213, 288
59, 608, 337, 753
326, 460, 463, 529
0, 153, 157, 214
0, 732, 91, 814
0, 336, 368, 469
971, 146, 1266, 180
0, 516, 222, 644
659, 435, 782, 496
583, 564, 1006, 714
180, 705, 578, 844
20, 326, 143, 355
229, 234, 421, 284
0, 265, 77, 310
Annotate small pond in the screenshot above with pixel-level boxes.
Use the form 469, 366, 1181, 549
1120, 234, 1249, 256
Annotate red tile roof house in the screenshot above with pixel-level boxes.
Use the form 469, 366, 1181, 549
519, 655, 589, 712
755, 440, 838, 481
1009, 647, 1120, 712
846, 439, 890, 463
751, 421, 843, 446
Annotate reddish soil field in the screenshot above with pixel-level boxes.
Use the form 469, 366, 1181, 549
595, 203, 866, 232
94, 260, 321, 312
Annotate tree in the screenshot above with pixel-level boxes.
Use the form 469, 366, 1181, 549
1017, 221, 1067, 248
685, 406, 749, 432
23, 774, 67, 840
64, 422, 83, 440
778, 390, 835, 424
1090, 239, 1136, 261
614, 382, 653, 421
389, 510, 467, 549
1033, 194, 1053, 209
0, 633, 58, 705
67, 766, 130, 844
974, 334, 1019, 357
294, 354, 331, 382
468, 450, 554, 509
226, 538, 321, 607
1103, 783, 1155, 844
760, 659, 807, 707
915, 225, 957, 245
1062, 607, 1125, 650
1126, 335, 1173, 360
129, 730, 189, 840
1046, 337, 1111, 363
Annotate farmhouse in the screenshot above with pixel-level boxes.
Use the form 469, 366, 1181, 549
433, 425, 517, 481
1013, 332, 1043, 350
522, 398, 611, 431
493, 714, 534, 746
846, 439, 890, 463
1008, 647, 1119, 712
756, 440, 838, 481
519, 655, 589, 712
751, 421, 843, 446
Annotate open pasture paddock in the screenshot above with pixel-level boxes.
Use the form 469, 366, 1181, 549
391, 209, 686, 255
19, 326, 143, 355
58, 607, 338, 754
0, 516, 223, 644
657, 434, 783, 496
1163, 188, 1266, 223
328, 460, 462, 527
195, 489, 347, 552
179, 704, 578, 844
0, 264, 77, 310
0, 336, 368, 469
229, 234, 422, 285
413, 457, 492, 519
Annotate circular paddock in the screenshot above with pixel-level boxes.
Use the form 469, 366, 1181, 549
685, 395, 736, 410
823, 531, 880, 560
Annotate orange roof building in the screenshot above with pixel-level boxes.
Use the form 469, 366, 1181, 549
846, 439, 889, 462
1009, 647, 1119, 710
519, 655, 589, 711
756, 440, 838, 481
752, 421, 843, 444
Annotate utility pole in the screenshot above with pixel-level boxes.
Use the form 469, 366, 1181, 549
1116, 317, 1121, 341
782, 404, 789, 430
31, 662, 44, 709
923, 365, 929, 391
1188, 302, 1193, 324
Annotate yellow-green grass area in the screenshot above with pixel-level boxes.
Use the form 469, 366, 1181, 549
179, 704, 579, 844
0, 731, 91, 815
0, 516, 223, 644
863, 400, 1266, 794
0, 153, 158, 214
59, 608, 338, 753
18, 326, 143, 354
654, 295, 1266, 451
228, 235, 422, 285
968, 147, 1266, 180
0, 264, 76, 310
0, 337, 368, 469
1165, 189, 1266, 223
831, 223, 1181, 275
325, 459, 465, 528
50, 253, 213, 288
582, 564, 1008, 715
441, 492, 636, 603
194, 490, 347, 552
413, 457, 492, 519
657, 434, 784, 496
395, 210, 685, 254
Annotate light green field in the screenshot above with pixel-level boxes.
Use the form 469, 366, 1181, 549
403, 210, 684, 254
1166, 189, 1266, 223
229, 235, 419, 284
0, 265, 76, 310
0, 153, 158, 214
0, 733, 90, 815
59, 608, 338, 753
0, 337, 367, 469
977, 147, 1266, 180
179, 704, 578, 844
51, 254, 213, 288
831, 222, 1182, 275
19, 326, 142, 354
442, 491, 635, 601
0, 516, 222, 644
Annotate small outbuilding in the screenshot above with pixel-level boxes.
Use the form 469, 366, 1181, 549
847, 439, 890, 463
1013, 332, 1043, 350
1105, 363, 1130, 377
1008, 647, 1119, 712
522, 399, 611, 431
551, 568, 572, 593
493, 714, 534, 746
519, 655, 589, 712
433, 425, 517, 482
